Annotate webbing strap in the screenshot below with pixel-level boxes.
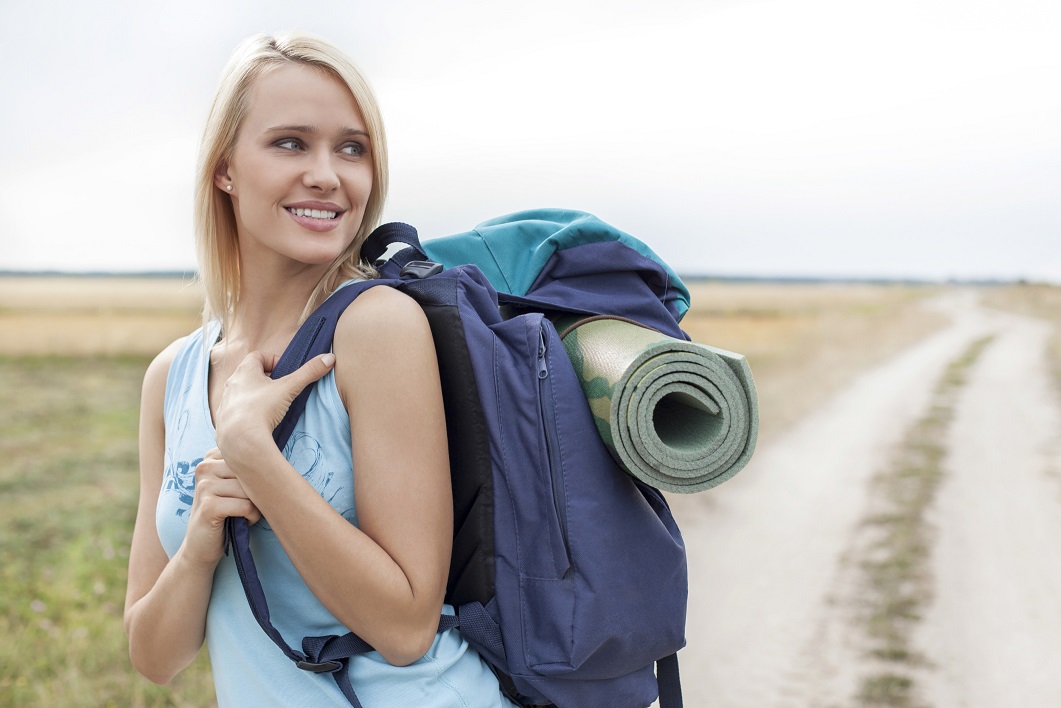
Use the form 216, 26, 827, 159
224, 280, 383, 697
360, 221, 423, 267
226, 515, 301, 662
455, 601, 506, 663
229, 487, 461, 707
657, 652, 683, 708
295, 616, 460, 707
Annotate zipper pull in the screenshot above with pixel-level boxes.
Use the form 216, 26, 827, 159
537, 329, 549, 379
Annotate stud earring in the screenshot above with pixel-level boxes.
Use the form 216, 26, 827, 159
226, 185, 233, 191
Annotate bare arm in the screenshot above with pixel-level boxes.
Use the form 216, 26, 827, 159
214, 287, 451, 666
123, 340, 262, 684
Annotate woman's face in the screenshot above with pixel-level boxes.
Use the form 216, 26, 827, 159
219, 63, 374, 271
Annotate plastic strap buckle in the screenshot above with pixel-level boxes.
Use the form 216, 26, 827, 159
296, 659, 343, 673
400, 260, 444, 279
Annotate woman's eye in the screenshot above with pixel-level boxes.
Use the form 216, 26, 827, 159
341, 142, 366, 157
275, 138, 303, 150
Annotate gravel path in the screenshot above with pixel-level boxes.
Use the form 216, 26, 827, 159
917, 306, 1061, 707
667, 291, 1061, 707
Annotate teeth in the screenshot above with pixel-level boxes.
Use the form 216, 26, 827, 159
288, 207, 338, 219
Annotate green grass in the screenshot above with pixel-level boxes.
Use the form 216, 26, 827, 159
856, 673, 924, 707
0, 356, 215, 707
853, 336, 994, 707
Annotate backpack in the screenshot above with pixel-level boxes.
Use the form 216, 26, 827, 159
226, 209, 719, 707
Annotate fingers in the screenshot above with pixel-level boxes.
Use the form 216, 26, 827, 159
236, 350, 334, 394
283, 352, 336, 398
194, 490, 261, 526
183, 458, 263, 566
242, 350, 276, 372
196, 452, 235, 477
244, 506, 262, 526
202, 447, 224, 463
194, 458, 261, 523
214, 351, 335, 462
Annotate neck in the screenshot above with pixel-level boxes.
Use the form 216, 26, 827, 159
226, 260, 331, 356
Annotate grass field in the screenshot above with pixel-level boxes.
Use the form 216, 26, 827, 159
680, 281, 946, 439
0, 277, 202, 357
0, 355, 214, 706
0, 276, 1055, 706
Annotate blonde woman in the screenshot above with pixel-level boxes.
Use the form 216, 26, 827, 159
124, 33, 515, 706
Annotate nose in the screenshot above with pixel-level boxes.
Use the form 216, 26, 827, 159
303, 151, 339, 193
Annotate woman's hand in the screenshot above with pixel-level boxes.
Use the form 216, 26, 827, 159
213, 351, 336, 473
181, 448, 262, 568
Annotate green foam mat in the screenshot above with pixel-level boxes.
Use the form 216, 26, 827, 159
560, 317, 759, 493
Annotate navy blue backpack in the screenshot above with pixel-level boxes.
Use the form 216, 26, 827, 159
227, 210, 690, 707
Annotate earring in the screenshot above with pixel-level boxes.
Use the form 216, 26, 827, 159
226, 185, 233, 191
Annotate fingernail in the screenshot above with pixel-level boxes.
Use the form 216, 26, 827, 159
321, 353, 336, 367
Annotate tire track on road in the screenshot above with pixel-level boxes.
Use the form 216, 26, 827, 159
916, 308, 1061, 707
842, 335, 993, 707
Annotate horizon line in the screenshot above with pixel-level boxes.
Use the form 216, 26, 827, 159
0, 269, 1056, 287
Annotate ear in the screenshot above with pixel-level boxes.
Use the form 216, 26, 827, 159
213, 160, 233, 193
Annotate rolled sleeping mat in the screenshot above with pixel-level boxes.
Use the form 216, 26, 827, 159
559, 316, 759, 494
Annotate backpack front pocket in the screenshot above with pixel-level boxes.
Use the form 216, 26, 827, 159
519, 574, 576, 670
492, 314, 573, 582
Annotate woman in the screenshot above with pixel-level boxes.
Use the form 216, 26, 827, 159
124, 32, 515, 706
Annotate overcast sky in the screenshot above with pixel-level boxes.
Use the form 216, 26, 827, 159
1, 0, 1058, 281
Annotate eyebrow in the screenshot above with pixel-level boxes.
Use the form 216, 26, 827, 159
265, 125, 369, 138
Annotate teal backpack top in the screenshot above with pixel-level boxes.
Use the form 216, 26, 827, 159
422, 208, 691, 325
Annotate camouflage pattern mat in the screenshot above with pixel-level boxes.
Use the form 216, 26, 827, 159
560, 317, 759, 494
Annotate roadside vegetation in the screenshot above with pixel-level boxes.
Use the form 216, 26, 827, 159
852, 336, 994, 707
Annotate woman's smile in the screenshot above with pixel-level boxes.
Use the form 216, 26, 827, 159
284, 200, 346, 232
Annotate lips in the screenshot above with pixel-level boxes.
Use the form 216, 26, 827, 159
286, 206, 338, 220
283, 201, 346, 232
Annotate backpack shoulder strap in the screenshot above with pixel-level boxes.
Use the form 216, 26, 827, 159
224, 277, 389, 672
269, 279, 389, 450
226, 223, 455, 707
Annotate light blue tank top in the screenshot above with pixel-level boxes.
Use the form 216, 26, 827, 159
156, 308, 514, 707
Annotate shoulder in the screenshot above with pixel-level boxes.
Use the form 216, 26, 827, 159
142, 336, 188, 399
140, 320, 213, 410
337, 284, 426, 330
331, 286, 439, 401
139, 336, 190, 441
334, 285, 432, 353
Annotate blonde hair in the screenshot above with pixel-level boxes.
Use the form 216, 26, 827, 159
194, 32, 387, 333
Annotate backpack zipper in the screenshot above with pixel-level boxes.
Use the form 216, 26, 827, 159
537, 325, 573, 572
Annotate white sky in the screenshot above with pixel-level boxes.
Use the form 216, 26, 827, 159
1, 0, 1058, 281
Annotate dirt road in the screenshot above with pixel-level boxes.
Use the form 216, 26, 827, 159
668, 291, 1061, 707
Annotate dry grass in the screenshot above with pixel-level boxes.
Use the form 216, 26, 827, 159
0, 277, 202, 356
682, 281, 946, 441
0, 276, 202, 311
